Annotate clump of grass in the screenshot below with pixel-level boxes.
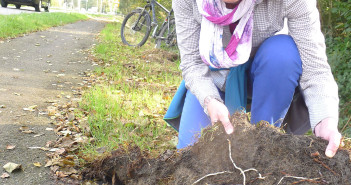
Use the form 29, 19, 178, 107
0, 12, 88, 39
80, 22, 181, 159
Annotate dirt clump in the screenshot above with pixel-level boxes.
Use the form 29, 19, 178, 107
83, 113, 351, 185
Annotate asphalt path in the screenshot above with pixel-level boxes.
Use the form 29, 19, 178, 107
0, 19, 106, 184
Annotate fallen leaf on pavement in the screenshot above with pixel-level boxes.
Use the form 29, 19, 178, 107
60, 130, 72, 136
19, 126, 29, 131
23, 105, 38, 111
47, 106, 57, 116
59, 137, 76, 148
22, 130, 34, 134
46, 141, 54, 148
28, 146, 42, 149
33, 162, 42, 167
1, 173, 10, 179
0, 105, 6, 108
6, 145, 16, 150
56, 171, 69, 178
49, 148, 60, 152
40, 147, 50, 151
3, 162, 22, 173
45, 100, 58, 103
19, 126, 34, 134
34, 133, 44, 137
50, 166, 59, 172
55, 148, 66, 155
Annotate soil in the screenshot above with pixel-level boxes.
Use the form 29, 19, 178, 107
83, 113, 351, 185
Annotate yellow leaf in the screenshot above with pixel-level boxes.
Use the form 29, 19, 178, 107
33, 162, 41, 167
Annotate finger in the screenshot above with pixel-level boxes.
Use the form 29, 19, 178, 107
325, 132, 342, 158
210, 117, 219, 126
221, 116, 234, 135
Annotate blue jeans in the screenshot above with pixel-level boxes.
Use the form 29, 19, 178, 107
177, 35, 302, 149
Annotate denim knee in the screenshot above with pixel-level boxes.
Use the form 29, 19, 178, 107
251, 35, 302, 84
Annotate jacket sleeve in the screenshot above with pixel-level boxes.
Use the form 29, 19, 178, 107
173, 0, 222, 108
286, 0, 339, 131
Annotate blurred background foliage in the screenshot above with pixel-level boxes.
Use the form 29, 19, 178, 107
319, 0, 351, 135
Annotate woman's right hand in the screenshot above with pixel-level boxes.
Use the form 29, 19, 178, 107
207, 98, 234, 134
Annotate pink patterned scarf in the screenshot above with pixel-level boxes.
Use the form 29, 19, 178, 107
197, 0, 256, 68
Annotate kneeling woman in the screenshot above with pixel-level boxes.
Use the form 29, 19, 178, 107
164, 0, 341, 158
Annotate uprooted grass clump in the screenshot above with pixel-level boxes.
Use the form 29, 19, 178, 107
83, 113, 351, 185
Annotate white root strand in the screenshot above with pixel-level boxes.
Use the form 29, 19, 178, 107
192, 171, 233, 185
192, 139, 265, 185
277, 176, 320, 185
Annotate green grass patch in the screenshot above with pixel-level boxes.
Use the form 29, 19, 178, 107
0, 12, 88, 39
80, 21, 181, 159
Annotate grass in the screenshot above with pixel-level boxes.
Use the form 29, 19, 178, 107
79, 21, 181, 159
0, 12, 88, 39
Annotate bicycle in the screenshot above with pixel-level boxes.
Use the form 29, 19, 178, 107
120, 0, 177, 48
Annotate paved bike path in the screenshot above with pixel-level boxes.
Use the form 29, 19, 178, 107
0, 19, 105, 185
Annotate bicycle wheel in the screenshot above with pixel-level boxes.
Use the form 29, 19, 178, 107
121, 9, 151, 47
155, 19, 177, 49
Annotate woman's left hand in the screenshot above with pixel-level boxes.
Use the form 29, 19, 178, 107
314, 117, 342, 158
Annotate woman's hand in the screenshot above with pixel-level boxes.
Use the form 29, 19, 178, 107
314, 117, 342, 158
207, 98, 234, 134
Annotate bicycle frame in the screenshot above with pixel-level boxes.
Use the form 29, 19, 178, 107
156, 9, 174, 39
141, 0, 173, 38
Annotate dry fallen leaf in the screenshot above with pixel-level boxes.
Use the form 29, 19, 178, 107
6, 145, 16, 150
34, 133, 44, 137
47, 106, 57, 116
19, 126, 29, 131
50, 166, 59, 172
19, 126, 34, 134
23, 105, 38, 111
1, 173, 10, 179
33, 162, 42, 167
22, 130, 34, 134
3, 162, 22, 173
40, 147, 50, 151
55, 148, 66, 155
28, 146, 42, 149
49, 148, 60, 152
46, 128, 54, 131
